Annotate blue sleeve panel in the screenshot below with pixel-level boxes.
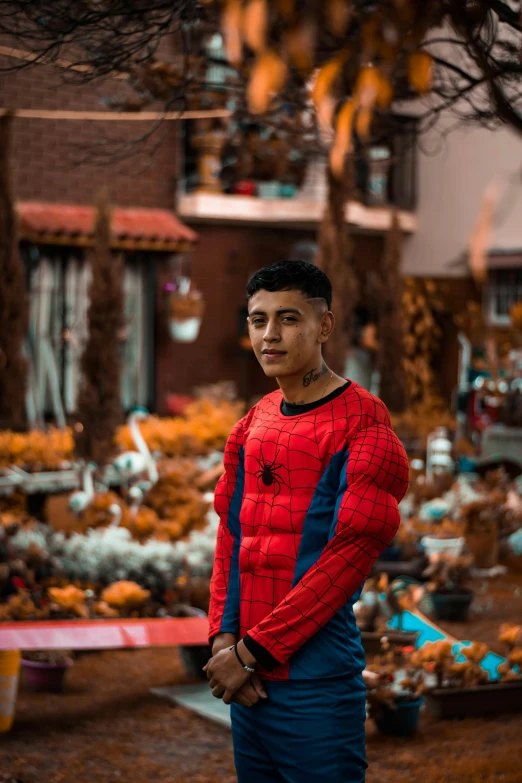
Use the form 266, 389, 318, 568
219, 446, 245, 635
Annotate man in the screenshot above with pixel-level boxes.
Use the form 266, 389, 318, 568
205, 260, 409, 782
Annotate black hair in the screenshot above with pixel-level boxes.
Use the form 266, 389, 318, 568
246, 260, 332, 310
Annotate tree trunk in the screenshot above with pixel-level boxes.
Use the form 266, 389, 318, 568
376, 211, 409, 413
316, 159, 358, 375
0, 114, 29, 430
75, 189, 125, 465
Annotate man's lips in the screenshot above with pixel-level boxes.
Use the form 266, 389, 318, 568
262, 350, 286, 358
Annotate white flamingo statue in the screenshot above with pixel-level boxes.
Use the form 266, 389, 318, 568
108, 503, 123, 528
112, 408, 158, 487
69, 462, 96, 515
127, 485, 144, 515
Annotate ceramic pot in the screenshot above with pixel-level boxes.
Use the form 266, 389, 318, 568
374, 696, 424, 737
21, 658, 72, 693
431, 588, 474, 622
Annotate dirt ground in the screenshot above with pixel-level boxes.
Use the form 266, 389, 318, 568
1, 571, 521, 783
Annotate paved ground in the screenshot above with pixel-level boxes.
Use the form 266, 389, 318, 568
0, 570, 521, 783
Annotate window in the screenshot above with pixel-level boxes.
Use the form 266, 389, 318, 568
25, 247, 153, 425
486, 267, 522, 325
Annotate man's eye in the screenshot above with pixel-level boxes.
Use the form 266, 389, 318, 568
251, 319, 265, 326
282, 316, 297, 322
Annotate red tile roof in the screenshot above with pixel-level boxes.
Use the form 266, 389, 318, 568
17, 201, 198, 248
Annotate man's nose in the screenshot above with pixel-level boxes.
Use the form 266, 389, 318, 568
263, 319, 281, 342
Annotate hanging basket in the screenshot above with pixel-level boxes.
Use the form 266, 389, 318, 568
169, 317, 202, 343
167, 278, 205, 344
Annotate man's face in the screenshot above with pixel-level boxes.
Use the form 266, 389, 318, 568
247, 288, 329, 378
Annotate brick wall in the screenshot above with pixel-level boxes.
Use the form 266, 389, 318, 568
154, 225, 385, 410
0, 51, 179, 208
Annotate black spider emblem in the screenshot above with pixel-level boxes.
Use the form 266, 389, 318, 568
253, 449, 287, 497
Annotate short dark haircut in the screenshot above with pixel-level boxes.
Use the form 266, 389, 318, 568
246, 260, 332, 310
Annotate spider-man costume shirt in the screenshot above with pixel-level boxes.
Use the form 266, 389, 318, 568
208, 381, 409, 681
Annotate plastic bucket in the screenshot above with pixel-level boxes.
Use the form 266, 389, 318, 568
375, 696, 424, 737
0, 650, 21, 733
21, 658, 72, 693
421, 536, 465, 558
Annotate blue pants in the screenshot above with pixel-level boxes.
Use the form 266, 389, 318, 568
231, 674, 367, 783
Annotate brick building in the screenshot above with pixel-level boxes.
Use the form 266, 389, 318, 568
1, 42, 417, 416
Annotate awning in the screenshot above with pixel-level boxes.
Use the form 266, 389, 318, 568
487, 249, 522, 269
17, 201, 198, 252
449, 248, 522, 272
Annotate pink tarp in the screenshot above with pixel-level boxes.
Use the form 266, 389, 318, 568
0, 617, 209, 650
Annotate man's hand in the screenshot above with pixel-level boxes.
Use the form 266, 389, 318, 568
203, 645, 251, 704
211, 632, 237, 657
233, 674, 268, 707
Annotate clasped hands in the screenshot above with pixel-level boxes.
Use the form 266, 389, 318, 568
204, 633, 267, 707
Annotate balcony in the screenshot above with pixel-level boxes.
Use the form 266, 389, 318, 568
179, 119, 418, 234
178, 191, 416, 233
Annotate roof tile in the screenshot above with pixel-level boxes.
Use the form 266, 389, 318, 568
17, 201, 198, 245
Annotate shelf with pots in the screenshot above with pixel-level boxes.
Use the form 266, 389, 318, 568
183, 113, 417, 233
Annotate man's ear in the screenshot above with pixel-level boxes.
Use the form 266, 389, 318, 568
318, 311, 335, 343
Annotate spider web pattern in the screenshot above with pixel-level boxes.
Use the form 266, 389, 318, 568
208, 383, 409, 679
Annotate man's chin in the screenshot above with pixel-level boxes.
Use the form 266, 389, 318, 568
261, 364, 282, 377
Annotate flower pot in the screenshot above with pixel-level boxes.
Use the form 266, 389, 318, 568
465, 530, 499, 569
361, 631, 419, 656
169, 317, 202, 343
374, 696, 423, 737
279, 183, 297, 198
425, 681, 522, 719
21, 658, 72, 693
233, 180, 256, 196
431, 588, 474, 622
178, 645, 213, 680
192, 131, 225, 193
371, 555, 427, 581
256, 181, 280, 199
0, 650, 21, 733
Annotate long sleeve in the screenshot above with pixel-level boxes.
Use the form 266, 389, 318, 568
207, 416, 247, 642
246, 423, 409, 665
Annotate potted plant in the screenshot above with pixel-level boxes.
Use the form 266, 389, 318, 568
21, 650, 73, 693
420, 517, 466, 560
460, 500, 499, 568
409, 630, 522, 719
356, 575, 420, 655
366, 641, 425, 736
423, 552, 474, 622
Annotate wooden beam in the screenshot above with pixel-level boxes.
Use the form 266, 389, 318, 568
0, 108, 230, 121
20, 231, 194, 253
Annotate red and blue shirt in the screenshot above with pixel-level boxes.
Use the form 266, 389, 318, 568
208, 381, 409, 681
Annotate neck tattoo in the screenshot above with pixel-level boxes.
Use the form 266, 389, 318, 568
302, 363, 328, 388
